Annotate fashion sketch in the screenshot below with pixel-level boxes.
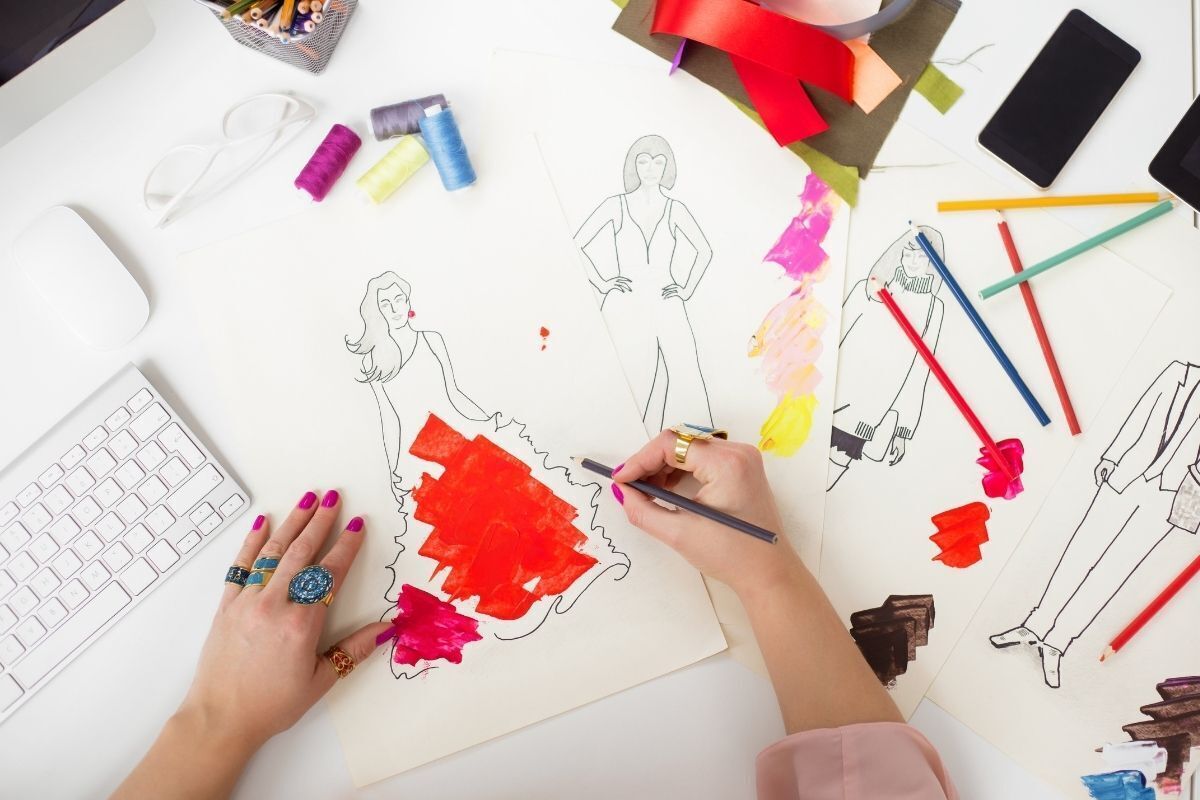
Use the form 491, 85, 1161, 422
827, 228, 946, 491
573, 135, 714, 432
346, 272, 630, 678
990, 360, 1200, 688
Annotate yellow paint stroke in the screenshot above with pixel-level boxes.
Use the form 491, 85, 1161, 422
759, 393, 818, 456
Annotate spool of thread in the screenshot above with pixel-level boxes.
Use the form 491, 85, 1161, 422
369, 94, 447, 141
294, 123, 362, 202
418, 106, 476, 191
356, 136, 430, 204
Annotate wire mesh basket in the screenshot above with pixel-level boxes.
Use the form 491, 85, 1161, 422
213, 0, 357, 74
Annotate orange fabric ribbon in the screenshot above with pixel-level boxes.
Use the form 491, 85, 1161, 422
652, 0, 855, 145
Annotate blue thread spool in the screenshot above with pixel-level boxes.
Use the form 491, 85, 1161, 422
418, 106, 476, 191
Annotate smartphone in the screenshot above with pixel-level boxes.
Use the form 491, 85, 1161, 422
979, 10, 1140, 189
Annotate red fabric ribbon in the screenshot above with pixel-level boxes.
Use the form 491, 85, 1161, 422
652, 0, 855, 146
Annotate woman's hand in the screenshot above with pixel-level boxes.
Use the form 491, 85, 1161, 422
611, 431, 801, 597
595, 275, 633, 295
660, 282, 693, 301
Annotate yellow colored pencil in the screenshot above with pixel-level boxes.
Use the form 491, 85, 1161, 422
279, 0, 297, 28
938, 192, 1166, 213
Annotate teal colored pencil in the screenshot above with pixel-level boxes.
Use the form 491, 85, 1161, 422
978, 200, 1176, 299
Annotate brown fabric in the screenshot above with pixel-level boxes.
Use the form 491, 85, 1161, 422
613, 0, 961, 176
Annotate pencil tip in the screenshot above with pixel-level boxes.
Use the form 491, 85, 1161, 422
1099, 647, 1113, 662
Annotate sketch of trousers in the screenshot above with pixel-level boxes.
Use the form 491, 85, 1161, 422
1024, 477, 1176, 653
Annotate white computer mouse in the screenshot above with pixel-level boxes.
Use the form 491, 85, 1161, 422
12, 206, 149, 350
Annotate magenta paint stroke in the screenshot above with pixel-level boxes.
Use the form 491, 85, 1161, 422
977, 438, 1025, 500
763, 172, 839, 280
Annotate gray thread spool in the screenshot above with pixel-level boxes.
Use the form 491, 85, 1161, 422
370, 94, 448, 140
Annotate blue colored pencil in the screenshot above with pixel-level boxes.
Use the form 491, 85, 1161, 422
910, 224, 1051, 427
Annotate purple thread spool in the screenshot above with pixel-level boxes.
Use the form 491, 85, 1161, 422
295, 123, 361, 202
370, 94, 447, 141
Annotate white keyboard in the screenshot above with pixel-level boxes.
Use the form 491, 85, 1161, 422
0, 364, 248, 723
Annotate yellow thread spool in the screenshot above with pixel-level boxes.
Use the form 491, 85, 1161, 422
356, 136, 429, 204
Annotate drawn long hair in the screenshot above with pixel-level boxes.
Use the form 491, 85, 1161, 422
622, 135, 678, 193
867, 227, 945, 301
346, 271, 413, 383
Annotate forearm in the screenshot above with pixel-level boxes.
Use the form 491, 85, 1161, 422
738, 562, 903, 734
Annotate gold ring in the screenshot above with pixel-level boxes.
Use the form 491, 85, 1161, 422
325, 645, 356, 679
670, 423, 728, 465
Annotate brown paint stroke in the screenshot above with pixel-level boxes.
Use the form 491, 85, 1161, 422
1121, 676, 1200, 787
849, 594, 935, 686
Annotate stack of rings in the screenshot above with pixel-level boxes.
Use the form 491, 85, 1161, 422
245, 556, 279, 587
288, 564, 335, 606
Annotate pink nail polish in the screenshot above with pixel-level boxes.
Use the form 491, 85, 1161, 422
251, 514, 265, 531
298, 491, 317, 510
322, 489, 339, 508
346, 516, 364, 533
613, 462, 625, 476
611, 484, 624, 505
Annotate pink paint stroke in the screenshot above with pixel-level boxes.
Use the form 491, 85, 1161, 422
377, 583, 483, 667
763, 172, 838, 280
977, 438, 1025, 500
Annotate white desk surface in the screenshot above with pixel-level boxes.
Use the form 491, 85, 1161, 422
0, 1, 1192, 797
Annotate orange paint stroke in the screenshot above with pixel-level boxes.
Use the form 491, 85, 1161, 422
930, 502, 991, 568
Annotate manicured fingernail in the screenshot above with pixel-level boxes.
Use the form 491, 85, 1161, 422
298, 491, 317, 509
346, 516, 364, 533
613, 462, 625, 476
252, 514, 265, 531
322, 489, 340, 508
611, 484, 624, 504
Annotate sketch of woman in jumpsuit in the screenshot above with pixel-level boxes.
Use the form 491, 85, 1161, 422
573, 135, 714, 432
827, 228, 946, 491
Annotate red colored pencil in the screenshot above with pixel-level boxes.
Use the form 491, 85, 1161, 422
875, 285, 1015, 480
996, 217, 1081, 435
1100, 551, 1200, 662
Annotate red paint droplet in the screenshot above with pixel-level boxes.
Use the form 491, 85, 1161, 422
410, 414, 598, 620
929, 502, 990, 568
977, 438, 1025, 500
381, 584, 482, 666
538, 326, 550, 352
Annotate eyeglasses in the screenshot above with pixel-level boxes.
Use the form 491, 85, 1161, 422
143, 92, 315, 228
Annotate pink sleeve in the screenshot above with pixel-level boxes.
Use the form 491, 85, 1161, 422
756, 722, 958, 800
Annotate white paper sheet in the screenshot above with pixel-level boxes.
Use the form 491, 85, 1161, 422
178, 137, 725, 784
818, 123, 1171, 717
929, 217, 1200, 799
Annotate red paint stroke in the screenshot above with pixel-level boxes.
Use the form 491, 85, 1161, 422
764, 173, 837, 280
929, 502, 990, 568
539, 326, 550, 351
410, 414, 598, 620
377, 583, 482, 667
977, 438, 1025, 500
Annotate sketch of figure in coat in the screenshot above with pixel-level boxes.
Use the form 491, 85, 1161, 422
574, 134, 714, 432
827, 228, 946, 491
990, 360, 1200, 688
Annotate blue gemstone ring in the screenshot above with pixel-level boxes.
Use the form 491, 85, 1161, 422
224, 565, 250, 587
288, 565, 335, 606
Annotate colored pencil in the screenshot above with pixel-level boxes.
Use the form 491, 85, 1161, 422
996, 217, 1081, 436
875, 286, 1016, 480
1100, 550, 1200, 662
571, 457, 779, 545
979, 200, 1176, 299
911, 225, 1051, 427
938, 192, 1165, 213
279, 0, 297, 28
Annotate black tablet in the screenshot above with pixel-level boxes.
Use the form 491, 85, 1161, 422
1150, 94, 1200, 212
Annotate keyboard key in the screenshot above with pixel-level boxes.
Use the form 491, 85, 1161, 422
167, 465, 221, 516
37, 464, 64, 488
49, 516, 80, 546
95, 480, 123, 509
73, 531, 102, 561
30, 569, 60, 598
29, 534, 58, 564
0, 606, 15, 634
105, 407, 131, 431
0, 637, 23, 667
72, 497, 101, 526
159, 423, 205, 468
42, 486, 72, 516
0, 523, 30, 553
11, 583, 130, 688
198, 514, 221, 536
80, 562, 110, 591
51, 550, 82, 579
219, 494, 245, 517
16, 484, 41, 507
130, 404, 170, 441
61, 445, 86, 469
22, 504, 51, 533
160, 457, 189, 487
0, 674, 23, 710
115, 495, 147, 524
65, 467, 96, 496
60, 580, 89, 609
96, 513, 125, 542
114, 461, 145, 490
8, 553, 36, 581
86, 449, 117, 479
0, 572, 14, 599
0, 503, 17, 528
10, 587, 37, 616
128, 388, 153, 413
189, 503, 215, 525
83, 426, 108, 450
138, 476, 167, 505
146, 540, 179, 572
15, 618, 46, 647
37, 598, 67, 629
145, 506, 175, 535
101, 543, 132, 572
123, 524, 153, 553
108, 430, 138, 460
135, 442, 167, 471
121, 559, 157, 595
177, 530, 201, 553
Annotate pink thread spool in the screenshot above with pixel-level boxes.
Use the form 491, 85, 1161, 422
295, 123, 361, 201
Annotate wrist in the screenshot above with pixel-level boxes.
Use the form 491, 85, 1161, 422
170, 702, 266, 763
731, 552, 811, 607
